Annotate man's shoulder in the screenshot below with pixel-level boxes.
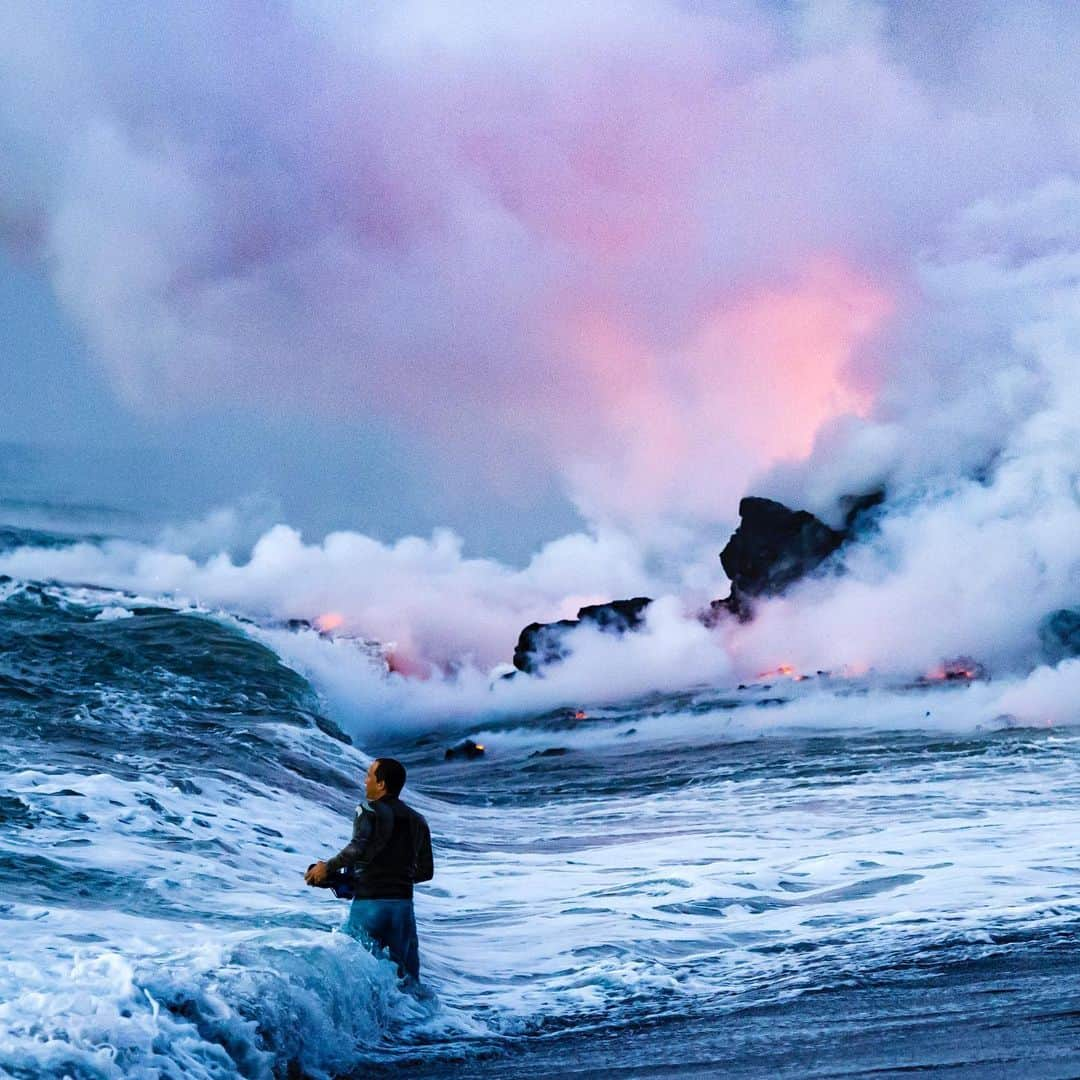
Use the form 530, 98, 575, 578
390, 797, 429, 826
356, 799, 397, 833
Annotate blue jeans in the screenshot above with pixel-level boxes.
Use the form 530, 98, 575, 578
344, 898, 420, 980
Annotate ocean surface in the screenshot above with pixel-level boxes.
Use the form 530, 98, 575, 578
2, 522, 1079, 1079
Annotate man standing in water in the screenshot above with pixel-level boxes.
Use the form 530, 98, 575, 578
305, 758, 433, 981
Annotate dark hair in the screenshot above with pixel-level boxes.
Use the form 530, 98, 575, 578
374, 757, 406, 797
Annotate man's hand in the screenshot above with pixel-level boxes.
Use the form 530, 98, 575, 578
305, 860, 329, 887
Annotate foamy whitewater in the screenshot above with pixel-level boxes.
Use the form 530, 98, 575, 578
8, 2, 1080, 1074
3, 520, 1080, 1078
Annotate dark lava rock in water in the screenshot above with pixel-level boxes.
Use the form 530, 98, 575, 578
1039, 608, 1080, 664
513, 597, 652, 674
445, 738, 486, 761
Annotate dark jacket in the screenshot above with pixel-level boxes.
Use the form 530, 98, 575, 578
325, 795, 433, 900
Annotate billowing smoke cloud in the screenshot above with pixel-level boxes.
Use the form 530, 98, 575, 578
0, 521, 665, 672
1, 2, 1079, 711
741, 177, 1080, 677
5, 1, 1080, 528
0, 520, 734, 729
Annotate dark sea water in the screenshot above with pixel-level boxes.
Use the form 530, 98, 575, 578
2, 523, 1079, 1078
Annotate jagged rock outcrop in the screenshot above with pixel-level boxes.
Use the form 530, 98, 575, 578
511, 492, 884, 673
512, 597, 652, 674
709, 496, 846, 620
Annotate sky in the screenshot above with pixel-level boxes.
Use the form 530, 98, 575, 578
1, 1, 1079, 685
0, 247, 579, 558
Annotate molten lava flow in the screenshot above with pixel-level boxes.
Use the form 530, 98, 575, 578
756, 664, 806, 681
574, 710, 588, 720
924, 657, 987, 683
314, 612, 345, 634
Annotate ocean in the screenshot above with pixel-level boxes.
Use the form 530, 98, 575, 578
2, 523, 1079, 1078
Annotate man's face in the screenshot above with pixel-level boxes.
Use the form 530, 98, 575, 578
365, 760, 387, 801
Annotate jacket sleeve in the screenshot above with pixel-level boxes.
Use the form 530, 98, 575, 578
414, 817, 434, 883
325, 800, 395, 874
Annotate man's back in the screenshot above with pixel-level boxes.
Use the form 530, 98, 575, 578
353, 795, 433, 900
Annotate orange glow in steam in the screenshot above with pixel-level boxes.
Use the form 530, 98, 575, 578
705, 259, 892, 459
314, 612, 345, 633
386, 649, 432, 680
923, 657, 985, 683
557, 258, 892, 515
756, 663, 806, 681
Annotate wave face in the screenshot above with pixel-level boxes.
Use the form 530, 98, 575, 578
0, 569, 461, 1078
2, 528, 1080, 1077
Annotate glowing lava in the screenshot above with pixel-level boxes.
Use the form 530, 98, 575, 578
756, 664, 806, 681
923, 657, 987, 683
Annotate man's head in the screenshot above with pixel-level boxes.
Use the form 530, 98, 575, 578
365, 757, 406, 800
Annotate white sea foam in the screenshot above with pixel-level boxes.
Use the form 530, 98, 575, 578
2, 595, 1080, 1075
3, 573, 1080, 1075
0, 749, 483, 1076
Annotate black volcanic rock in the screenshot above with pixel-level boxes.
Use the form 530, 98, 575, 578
511, 492, 884, 672
512, 618, 579, 674
713, 497, 845, 619
445, 738, 486, 761
512, 597, 652, 674
840, 488, 887, 536
576, 597, 653, 632
1039, 608, 1080, 664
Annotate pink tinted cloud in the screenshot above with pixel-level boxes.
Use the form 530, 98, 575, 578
4, 1, 1080, 530
549, 259, 893, 520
